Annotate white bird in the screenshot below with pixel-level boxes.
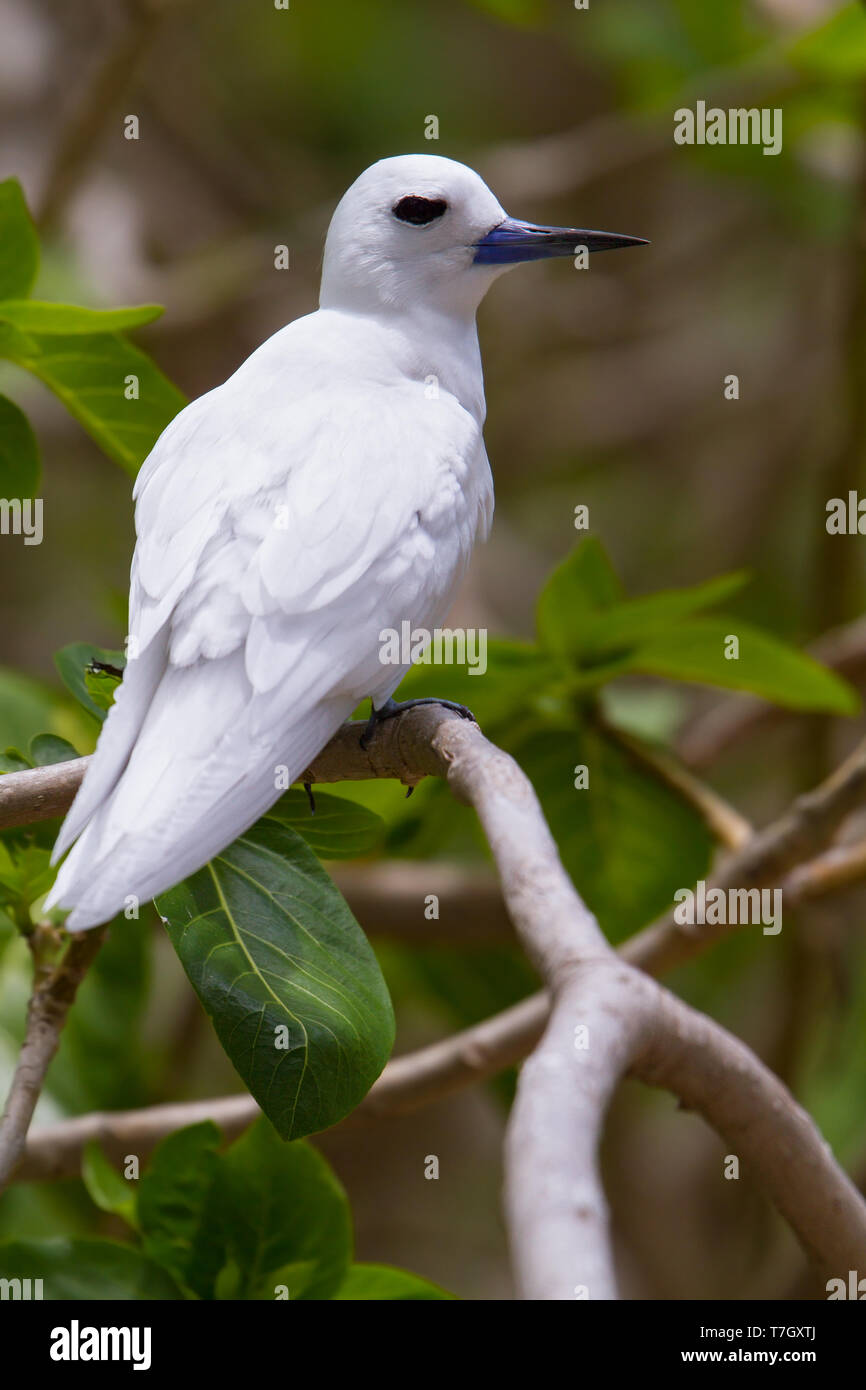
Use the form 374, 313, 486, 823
46, 153, 645, 929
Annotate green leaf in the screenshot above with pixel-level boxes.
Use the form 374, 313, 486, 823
0, 749, 31, 773
156, 820, 395, 1140
788, 2, 866, 77
28, 733, 79, 767
800, 937, 866, 1164
515, 721, 713, 941
0, 840, 54, 910
576, 572, 750, 662
0, 331, 185, 477
625, 618, 860, 714
0, 300, 163, 335
0, 179, 38, 300
54, 643, 126, 723
0, 664, 91, 755
333, 1263, 455, 1300
536, 538, 624, 657
0, 1238, 182, 1299
137, 1123, 223, 1297
266, 790, 383, 858
50, 912, 151, 1112
395, 638, 557, 731
208, 1122, 352, 1300
537, 538, 750, 666
84, 663, 123, 714
82, 1142, 138, 1229
468, 0, 545, 25
0, 393, 40, 499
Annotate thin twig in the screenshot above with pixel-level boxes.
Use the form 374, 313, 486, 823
0, 926, 106, 1191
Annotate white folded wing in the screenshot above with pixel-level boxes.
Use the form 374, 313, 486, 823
47, 309, 492, 928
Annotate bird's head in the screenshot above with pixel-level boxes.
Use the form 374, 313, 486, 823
320, 153, 646, 319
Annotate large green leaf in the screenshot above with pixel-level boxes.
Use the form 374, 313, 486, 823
515, 721, 713, 941
137, 1123, 224, 1297
0, 1238, 181, 1299
0, 330, 185, 476
268, 789, 383, 859
0, 179, 38, 300
626, 617, 859, 714
333, 1263, 455, 1300
0, 393, 39, 499
133, 1121, 353, 1300
208, 1121, 352, 1300
156, 820, 395, 1139
0, 300, 163, 335
536, 539, 750, 664
576, 573, 750, 661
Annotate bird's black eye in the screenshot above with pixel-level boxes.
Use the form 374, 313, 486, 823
392, 195, 448, 226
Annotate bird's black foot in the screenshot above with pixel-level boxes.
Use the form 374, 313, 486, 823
359, 696, 475, 751
88, 660, 125, 681
303, 781, 316, 814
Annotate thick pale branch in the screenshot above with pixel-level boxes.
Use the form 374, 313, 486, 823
23, 792, 866, 1189
637, 986, 866, 1279
4, 709, 866, 1295
506, 968, 649, 1299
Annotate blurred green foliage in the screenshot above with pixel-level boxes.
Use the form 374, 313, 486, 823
0, 0, 865, 1299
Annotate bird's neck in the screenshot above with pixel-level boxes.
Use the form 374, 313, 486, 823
340, 301, 487, 424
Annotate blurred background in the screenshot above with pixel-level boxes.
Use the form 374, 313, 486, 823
1, 0, 866, 1299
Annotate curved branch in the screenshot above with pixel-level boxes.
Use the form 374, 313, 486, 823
17, 992, 547, 1182
4, 708, 866, 1294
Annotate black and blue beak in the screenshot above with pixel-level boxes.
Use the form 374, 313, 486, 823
473, 216, 648, 265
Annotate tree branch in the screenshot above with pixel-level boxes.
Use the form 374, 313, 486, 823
625, 734, 866, 976
16, 991, 546, 1182
4, 709, 866, 1293
19, 806, 866, 1190
0, 926, 106, 1191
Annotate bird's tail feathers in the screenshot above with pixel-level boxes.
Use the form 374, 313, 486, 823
47, 685, 352, 930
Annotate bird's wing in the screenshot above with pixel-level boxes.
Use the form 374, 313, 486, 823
49, 356, 488, 927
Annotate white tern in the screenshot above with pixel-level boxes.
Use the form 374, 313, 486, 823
47, 153, 645, 929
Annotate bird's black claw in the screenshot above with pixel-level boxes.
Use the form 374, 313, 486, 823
88, 660, 125, 681
359, 694, 477, 752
